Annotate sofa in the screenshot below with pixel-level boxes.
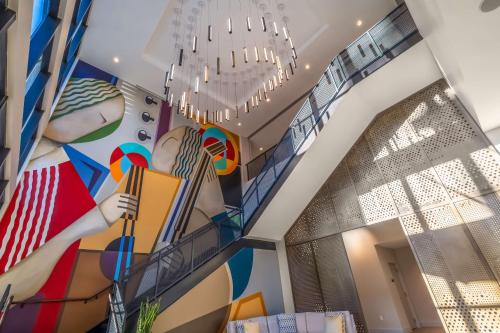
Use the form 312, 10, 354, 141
226, 311, 357, 333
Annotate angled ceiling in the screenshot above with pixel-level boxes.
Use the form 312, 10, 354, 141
80, 0, 397, 138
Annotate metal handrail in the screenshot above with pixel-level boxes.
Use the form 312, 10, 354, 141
12, 284, 112, 306
241, 3, 422, 225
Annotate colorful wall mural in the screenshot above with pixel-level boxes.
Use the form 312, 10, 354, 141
0, 60, 252, 332
152, 247, 285, 333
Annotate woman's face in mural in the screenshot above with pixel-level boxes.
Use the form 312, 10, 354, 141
152, 127, 185, 173
45, 99, 125, 143
44, 79, 125, 143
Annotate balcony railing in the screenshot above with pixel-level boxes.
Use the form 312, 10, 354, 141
110, 208, 243, 330
241, 3, 422, 226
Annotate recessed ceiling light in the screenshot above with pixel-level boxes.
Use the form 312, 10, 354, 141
259, 147, 263, 151
237, 122, 242, 126
356, 19, 363, 27
266, 98, 271, 102
113, 57, 120, 63
305, 64, 311, 70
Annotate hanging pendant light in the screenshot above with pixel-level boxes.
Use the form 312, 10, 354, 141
176, 100, 181, 114
203, 110, 208, 124
225, 108, 230, 121
264, 90, 268, 100
292, 47, 297, 59
289, 62, 295, 75
195, 76, 200, 94
181, 91, 186, 110
276, 56, 282, 71
164, 71, 169, 88
204, 65, 209, 83
231, 50, 236, 68
258, 89, 262, 101
247, 16, 252, 31
228, 18, 233, 34
273, 22, 279, 36
254, 46, 260, 63
189, 104, 195, 119
273, 75, 278, 88
283, 26, 289, 41
244, 47, 249, 63
285, 68, 290, 80
251, 95, 255, 107
289, 37, 294, 49
255, 95, 259, 107
278, 73, 283, 86
270, 50, 276, 64
208, 25, 213, 41
263, 48, 269, 62
165, 86, 170, 97
261, 17, 267, 32
179, 49, 184, 66
217, 57, 221, 75
245, 101, 250, 113
169, 93, 174, 105
269, 79, 274, 91
192, 36, 198, 53
169, 64, 175, 81
196, 109, 200, 123
292, 57, 297, 68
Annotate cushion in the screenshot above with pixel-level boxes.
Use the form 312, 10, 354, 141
325, 314, 345, 333
277, 314, 297, 333
244, 322, 261, 333
267, 315, 280, 333
305, 312, 325, 333
235, 317, 268, 333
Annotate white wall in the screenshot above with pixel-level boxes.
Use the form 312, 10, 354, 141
342, 223, 412, 333
405, 0, 500, 133
248, 41, 443, 241
394, 247, 442, 328
275, 239, 295, 313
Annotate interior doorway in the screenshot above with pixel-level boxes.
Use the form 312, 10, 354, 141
388, 261, 418, 329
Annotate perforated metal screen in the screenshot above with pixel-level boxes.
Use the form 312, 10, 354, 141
286, 80, 500, 332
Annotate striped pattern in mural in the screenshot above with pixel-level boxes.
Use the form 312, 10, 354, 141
51, 78, 123, 121
171, 128, 203, 179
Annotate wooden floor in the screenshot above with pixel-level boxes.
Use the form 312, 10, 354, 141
412, 328, 445, 333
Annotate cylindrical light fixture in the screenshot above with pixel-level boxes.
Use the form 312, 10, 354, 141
189, 104, 194, 119
254, 46, 260, 63
164, 71, 169, 88
244, 47, 249, 63
292, 47, 297, 59
217, 57, 221, 75
225, 108, 230, 121
245, 101, 250, 113
258, 89, 262, 101
251, 95, 255, 107
196, 109, 200, 123
179, 49, 184, 66
289, 37, 294, 49
292, 56, 297, 68
192, 36, 198, 53
289, 62, 295, 75
204, 65, 209, 83
263, 48, 269, 62
208, 25, 213, 41
176, 100, 181, 114
169, 93, 174, 105
203, 110, 208, 124
273, 22, 279, 36
255, 96, 259, 107
228, 18, 232, 34
283, 26, 289, 41
285, 68, 290, 80
261, 17, 267, 32
181, 91, 186, 110
231, 50, 236, 68
169, 64, 175, 81
273, 75, 278, 88
270, 50, 276, 64
247, 17, 252, 31
195, 76, 200, 94
263, 82, 267, 93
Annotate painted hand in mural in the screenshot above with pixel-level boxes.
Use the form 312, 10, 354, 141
99, 193, 139, 224
0, 192, 138, 301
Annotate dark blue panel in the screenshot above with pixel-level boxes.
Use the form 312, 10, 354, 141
23, 72, 48, 125
27, 15, 59, 76
72, 60, 118, 85
66, 24, 85, 62
75, 0, 92, 25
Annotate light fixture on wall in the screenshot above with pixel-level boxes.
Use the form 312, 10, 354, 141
113, 57, 120, 63
356, 19, 363, 27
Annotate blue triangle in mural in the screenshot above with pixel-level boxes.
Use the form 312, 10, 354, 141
63, 145, 109, 197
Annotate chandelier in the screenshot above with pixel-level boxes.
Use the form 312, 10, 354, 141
163, 0, 298, 125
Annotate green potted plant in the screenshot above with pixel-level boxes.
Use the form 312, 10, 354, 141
136, 299, 160, 333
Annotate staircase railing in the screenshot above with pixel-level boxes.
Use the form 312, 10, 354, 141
241, 3, 422, 226
106, 209, 243, 329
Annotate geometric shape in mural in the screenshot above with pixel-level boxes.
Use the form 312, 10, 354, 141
228, 247, 253, 300
199, 124, 239, 176
63, 145, 109, 197
109, 143, 152, 182
229, 292, 268, 322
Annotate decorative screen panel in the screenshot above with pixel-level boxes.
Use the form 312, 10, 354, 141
286, 79, 500, 332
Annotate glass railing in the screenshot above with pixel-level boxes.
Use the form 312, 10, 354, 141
242, 3, 422, 225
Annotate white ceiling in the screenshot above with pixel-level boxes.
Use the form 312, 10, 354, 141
81, 0, 397, 139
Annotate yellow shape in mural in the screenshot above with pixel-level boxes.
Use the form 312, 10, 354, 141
228, 292, 268, 322
80, 168, 180, 253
